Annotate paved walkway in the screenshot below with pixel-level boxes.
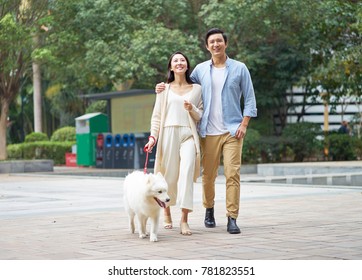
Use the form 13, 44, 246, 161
0, 172, 362, 260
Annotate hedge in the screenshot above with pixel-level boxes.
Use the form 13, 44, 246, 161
7, 141, 75, 165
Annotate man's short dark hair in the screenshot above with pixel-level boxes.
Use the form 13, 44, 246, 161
205, 28, 228, 45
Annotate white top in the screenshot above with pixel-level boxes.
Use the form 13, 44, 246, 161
206, 66, 228, 135
164, 88, 191, 127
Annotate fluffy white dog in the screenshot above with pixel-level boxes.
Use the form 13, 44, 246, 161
123, 171, 170, 242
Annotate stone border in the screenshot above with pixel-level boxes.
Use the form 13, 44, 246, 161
0, 160, 54, 173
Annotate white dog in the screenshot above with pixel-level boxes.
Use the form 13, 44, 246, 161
123, 171, 170, 242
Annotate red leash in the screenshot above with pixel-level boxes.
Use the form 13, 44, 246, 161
143, 147, 149, 174
143, 136, 156, 174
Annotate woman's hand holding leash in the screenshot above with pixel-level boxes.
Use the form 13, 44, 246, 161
144, 136, 156, 153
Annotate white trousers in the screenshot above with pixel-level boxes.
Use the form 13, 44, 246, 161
161, 126, 195, 211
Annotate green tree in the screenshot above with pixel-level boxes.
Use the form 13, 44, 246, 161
44, 0, 204, 91
200, 0, 361, 136
0, 0, 50, 159
309, 0, 362, 118
1, 1, 32, 160
38, 0, 204, 126
200, 0, 321, 133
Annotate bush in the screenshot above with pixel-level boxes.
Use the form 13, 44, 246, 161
258, 136, 285, 163
6, 144, 23, 159
7, 141, 74, 165
51, 126, 76, 142
282, 122, 323, 162
328, 134, 359, 161
24, 132, 49, 142
242, 128, 261, 164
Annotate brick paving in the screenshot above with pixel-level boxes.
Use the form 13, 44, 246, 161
1, 172, 362, 260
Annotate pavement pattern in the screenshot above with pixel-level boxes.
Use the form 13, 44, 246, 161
1, 173, 362, 260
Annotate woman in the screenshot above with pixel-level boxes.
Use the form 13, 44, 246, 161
144, 51, 203, 235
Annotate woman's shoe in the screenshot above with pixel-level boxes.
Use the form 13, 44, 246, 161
164, 215, 173, 229
180, 222, 192, 235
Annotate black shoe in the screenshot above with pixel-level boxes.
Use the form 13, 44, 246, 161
204, 207, 216, 228
227, 217, 241, 234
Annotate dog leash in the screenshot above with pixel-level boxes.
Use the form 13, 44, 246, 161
143, 136, 156, 174
143, 146, 150, 174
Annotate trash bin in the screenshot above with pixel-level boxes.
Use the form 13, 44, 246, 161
75, 113, 109, 166
103, 134, 113, 168
95, 133, 104, 168
135, 133, 156, 170
120, 134, 130, 168
113, 134, 122, 168
127, 133, 135, 168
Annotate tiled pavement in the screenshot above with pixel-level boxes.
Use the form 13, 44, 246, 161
0, 172, 362, 260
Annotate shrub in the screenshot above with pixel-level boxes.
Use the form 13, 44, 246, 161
328, 134, 359, 161
282, 122, 323, 162
258, 136, 285, 163
242, 128, 261, 164
7, 141, 74, 165
24, 132, 48, 143
51, 126, 76, 142
6, 144, 23, 159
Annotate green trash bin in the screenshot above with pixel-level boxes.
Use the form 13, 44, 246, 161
75, 113, 109, 166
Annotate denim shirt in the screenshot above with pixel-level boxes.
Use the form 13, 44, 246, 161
190, 57, 257, 138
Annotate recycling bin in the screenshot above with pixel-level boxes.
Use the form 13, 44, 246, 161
127, 133, 135, 168
95, 133, 104, 168
120, 134, 130, 168
75, 113, 108, 166
113, 134, 123, 168
135, 133, 156, 170
104, 134, 113, 169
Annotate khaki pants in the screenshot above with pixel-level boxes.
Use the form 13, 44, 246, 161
200, 133, 243, 219
161, 126, 195, 211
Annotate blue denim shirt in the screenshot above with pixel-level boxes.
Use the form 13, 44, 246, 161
190, 57, 257, 138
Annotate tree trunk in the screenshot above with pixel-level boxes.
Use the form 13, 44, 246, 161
0, 99, 9, 160
33, 34, 42, 133
33, 60, 42, 133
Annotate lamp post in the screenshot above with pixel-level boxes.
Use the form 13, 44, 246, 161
321, 92, 329, 159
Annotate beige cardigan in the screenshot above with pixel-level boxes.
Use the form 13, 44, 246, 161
150, 83, 203, 182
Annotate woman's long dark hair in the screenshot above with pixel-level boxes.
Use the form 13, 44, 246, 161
166, 51, 193, 84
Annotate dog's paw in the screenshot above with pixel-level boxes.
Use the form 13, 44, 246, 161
150, 234, 158, 242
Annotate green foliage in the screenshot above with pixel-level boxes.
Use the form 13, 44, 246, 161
0, 13, 30, 72
6, 144, 23, 160
85, 100, 107, 114
258, 136, 285, 163
45, 86, 84, 127
50, 126, 76, 142
0, 0, 49, 160
282, 122, 323, 162
7, 141, 74, 165
328, 134, 360, 161
242, 128, 261, 164
307, 0, 362, 107
45, 0, 203, 91
200, 0, 362, 131
24, 132, 49, 143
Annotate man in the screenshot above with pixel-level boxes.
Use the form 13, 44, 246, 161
156, 28, 257, 234
338, 120, 350, 135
